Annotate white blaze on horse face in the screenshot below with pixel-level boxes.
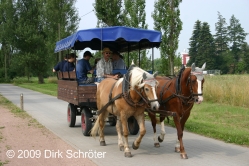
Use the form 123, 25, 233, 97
144, 84, 159, 110
150, 86, 160, 110
197, 80, 203, 104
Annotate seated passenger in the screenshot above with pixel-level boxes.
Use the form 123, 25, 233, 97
63, 53, 76, 72
96, 47, 119, 83
112, 51, 126, 69
53, 54, 67, 72
76, 51, 94, 84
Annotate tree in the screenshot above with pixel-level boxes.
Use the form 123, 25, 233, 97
94, 0, 123, 27
197, 22, 216, 69
188, 20, 202, 66
0, 0, 80, 83
44, 0, 80, 65
240, 43, 249, 73
0, 0, 16, 81
214, 12, 229, 57
227, 15, 247, 73
152, 0, 182, 75
123, 0, 148, 68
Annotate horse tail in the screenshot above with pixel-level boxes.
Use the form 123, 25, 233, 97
90, 116, 100, 138
90, 108, 109, 138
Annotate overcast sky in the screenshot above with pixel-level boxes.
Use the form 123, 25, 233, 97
75, 0, 249, 59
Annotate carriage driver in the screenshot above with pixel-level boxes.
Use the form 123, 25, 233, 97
96, 47, 119, 83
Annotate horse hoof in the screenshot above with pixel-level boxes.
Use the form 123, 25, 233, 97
180, 153, 188, 159
158, 136, 163, 143
154, 143, 160, 147
132, 142, 139, 150
119, 146, 124, 151
175, 147, 180, 153
100, 141, 106, 146
124, 152, 132, 158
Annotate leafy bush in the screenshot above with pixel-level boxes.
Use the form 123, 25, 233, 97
12, 77, 34, 84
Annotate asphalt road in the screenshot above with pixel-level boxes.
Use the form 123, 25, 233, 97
1, 84, 248, 166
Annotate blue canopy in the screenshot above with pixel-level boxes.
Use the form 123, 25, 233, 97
54, 26, 161, 53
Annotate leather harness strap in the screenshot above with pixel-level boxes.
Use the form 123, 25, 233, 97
97, 81, 122, 115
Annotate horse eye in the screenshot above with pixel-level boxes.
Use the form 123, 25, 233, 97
144, 87, 149, 92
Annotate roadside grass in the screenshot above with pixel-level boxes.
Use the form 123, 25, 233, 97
13, 77, 58, 96
0, 95, 28, 119
0, 95, 44, 166
165, 102, 249, 147
0, 95, 43, 128
9, 75, 249, 147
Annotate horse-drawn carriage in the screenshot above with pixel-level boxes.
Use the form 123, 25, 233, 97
54, 26, 163, 136
54, 26, 207, 158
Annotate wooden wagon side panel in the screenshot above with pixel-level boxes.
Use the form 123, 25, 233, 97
78, 85, 97, 103
57, 80, 78, 105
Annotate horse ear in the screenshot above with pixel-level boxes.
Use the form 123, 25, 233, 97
191, 63, 195, 71
153, 71, 158, 78
143, 72, 147, 80
131, 60, 135, 65
201, 62, 206, 70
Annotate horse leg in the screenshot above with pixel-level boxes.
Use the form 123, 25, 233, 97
158, 115, 166, 143
99, 111, 109, 146
120, 115, 132, 157
132, 114, 146, 150
173, 114, 188, 159
148, 112, 160, 147
116, 116, 124, 151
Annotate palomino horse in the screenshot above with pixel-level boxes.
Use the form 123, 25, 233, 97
148, 63, 206, 159
91, 65, 160, 157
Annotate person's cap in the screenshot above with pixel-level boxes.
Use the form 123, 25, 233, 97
112, 51, 120, 55
83, 51, 93, 57
102, 47, 112, 54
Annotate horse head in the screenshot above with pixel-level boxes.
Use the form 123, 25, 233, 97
130, 67, 160, 110
190, 62, 206, 104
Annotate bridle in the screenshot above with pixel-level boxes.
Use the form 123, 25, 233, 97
122, 75, 158, 108
189, 71, 204, 97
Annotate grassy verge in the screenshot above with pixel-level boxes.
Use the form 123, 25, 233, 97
13, 77, 58, 96
165, 102, 249, 147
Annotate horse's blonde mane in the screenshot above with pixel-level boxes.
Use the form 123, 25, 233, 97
115, 67, 153, 89
129, 67, 149, 89
115, 78, 123, 87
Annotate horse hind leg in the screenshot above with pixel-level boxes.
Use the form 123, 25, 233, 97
116, 116, 124, 151
99, 110, 109, 146
132, 115, 146, 150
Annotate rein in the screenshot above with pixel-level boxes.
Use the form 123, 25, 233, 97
122, 75, 152, 108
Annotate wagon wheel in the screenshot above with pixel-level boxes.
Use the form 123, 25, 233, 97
108, 116, 116, 126
81, 108, 93, 136
67, 103, 76, 127
128, 116, 139, 135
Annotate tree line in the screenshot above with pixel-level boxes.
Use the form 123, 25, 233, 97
187, 12, 248, 74
0, 1, 248, 84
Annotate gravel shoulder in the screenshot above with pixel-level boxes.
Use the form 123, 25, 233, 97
0, 105, 96, 166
